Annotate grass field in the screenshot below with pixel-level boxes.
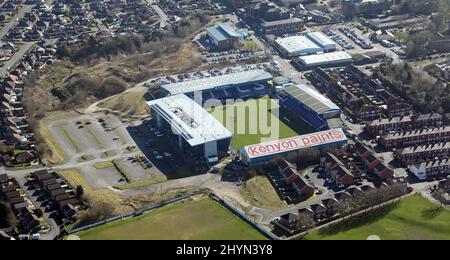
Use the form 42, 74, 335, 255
305, 195, 450, 240
240, 176, 286, 210
99, 88, 150, 116
76, 197, 267, 240
208, 97, 299, 150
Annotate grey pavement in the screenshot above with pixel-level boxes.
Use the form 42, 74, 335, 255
0, 41, 35, 77
147, 0, 169, 29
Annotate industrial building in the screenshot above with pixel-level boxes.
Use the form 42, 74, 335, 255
293, 51, 353, 70
240, 128, 348, 166
147, 94, 232, 163
261, 18, 303, 36
158, 69, 273, 101
306, 32, 337, 52
206, 23, 244, 49
277, 84, 341, 131
275, 36, 323, 57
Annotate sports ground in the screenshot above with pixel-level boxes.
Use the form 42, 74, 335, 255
305, 195, 450, 240
208, 97, 310, 150
75, 197, 267, 240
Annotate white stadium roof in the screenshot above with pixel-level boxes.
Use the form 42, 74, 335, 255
275, 36, 322, 56
160, 69, 272, 96
298, 51, 352, 66
147, 94, 232, 147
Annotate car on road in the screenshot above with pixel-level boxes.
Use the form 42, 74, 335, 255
78, 125, 84, 129
156, 155, 164, 160
113, 136, 120, 141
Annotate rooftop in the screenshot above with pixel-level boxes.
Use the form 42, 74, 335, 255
147, 94, 232, 147
368, 116, 412, 127
206, 23, 242, 42
306, 32, 336, 48
416, 158, 450, 169
400, 142, 450, 155
382, 126, 450, 141
275, 35, 322, 55
160, 69, 272, 96
261, 18, 303, 27
298, 51, 352, 66
282, 84, 340, 115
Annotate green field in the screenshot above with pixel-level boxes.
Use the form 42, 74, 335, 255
306, 195, 450, 240
208, 97, 300, 150
76, 197, 267, 240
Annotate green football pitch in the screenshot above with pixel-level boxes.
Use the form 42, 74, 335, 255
76, 197, 267, 240
208, 97, 312, 151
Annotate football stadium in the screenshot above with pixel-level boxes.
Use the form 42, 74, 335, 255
148, 68, 346, 166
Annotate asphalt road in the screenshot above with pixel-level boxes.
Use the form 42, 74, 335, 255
0, 41, 35, 77
147, 0, 169, 28
0, 0, 56, 78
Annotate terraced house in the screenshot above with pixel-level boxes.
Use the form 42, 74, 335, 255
379, 126, 450, 149
395, 142, 450, 166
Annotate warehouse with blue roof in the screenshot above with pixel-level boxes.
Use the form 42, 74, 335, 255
276, 84, 341, 131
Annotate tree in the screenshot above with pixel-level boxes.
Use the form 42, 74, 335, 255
295, 214, 315, 231
76, 185, 84, 198
0, 202, 16, 229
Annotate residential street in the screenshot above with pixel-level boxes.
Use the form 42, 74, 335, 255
0, 0, 56, 78
147, 0, 169, 28
0, 41, 35, 77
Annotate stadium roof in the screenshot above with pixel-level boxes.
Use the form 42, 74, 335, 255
275, 36, 322, 55
306, 32, 337, 49
147, 94, 232, 147
160, 69, 273, 95
283, 84, 340, 115
298, 51, 352, 66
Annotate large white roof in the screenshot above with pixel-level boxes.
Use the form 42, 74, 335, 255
160, 69, 272, 95
275, 36, 322, 55
299, 51, 352, 66
147, 94, 232, 147
306, 32, 337, 49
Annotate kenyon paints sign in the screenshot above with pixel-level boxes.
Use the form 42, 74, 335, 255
243, 128, 347, 159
